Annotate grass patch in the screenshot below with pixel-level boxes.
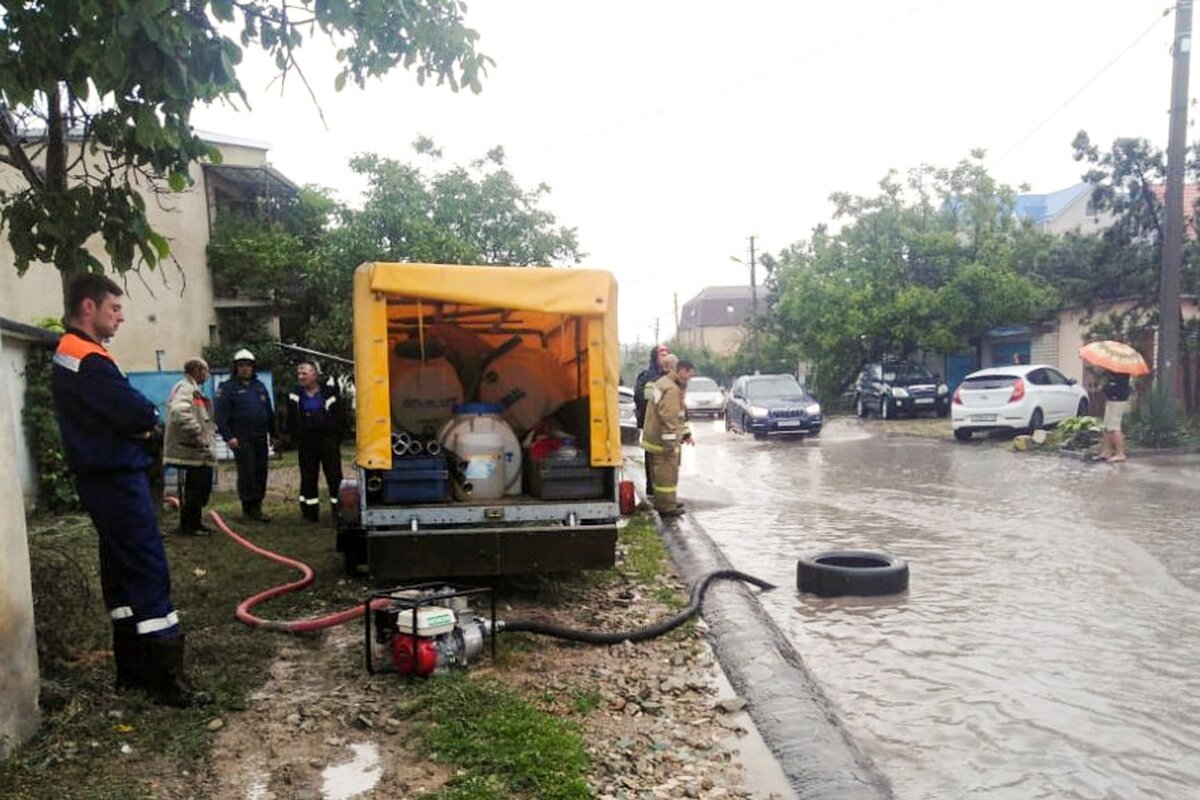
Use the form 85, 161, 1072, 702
405, 673, 591, 800
1, 489, 374, 800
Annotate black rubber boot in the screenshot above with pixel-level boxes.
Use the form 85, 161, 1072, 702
300, 503, 319, 523
141, 634, 211, 708
248, 502, 272, 523
112, 625, 143, 690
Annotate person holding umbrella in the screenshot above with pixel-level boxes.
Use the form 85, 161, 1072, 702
1078, 340, 1149, 463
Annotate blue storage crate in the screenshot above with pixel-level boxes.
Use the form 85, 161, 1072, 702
380, 456, 448, 504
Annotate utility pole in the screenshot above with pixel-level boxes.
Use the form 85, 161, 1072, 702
673, 292, 679, 338
653, 317, 660, 346
748, 235, 759, 372
1159, 0, 1192, 402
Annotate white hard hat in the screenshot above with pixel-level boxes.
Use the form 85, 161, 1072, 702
233, 348, 256, 363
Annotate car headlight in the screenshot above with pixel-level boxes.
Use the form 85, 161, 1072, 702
891, 387, 909, 399
749, 405, 770, 419
937, 384, 948, 395
805, 403, 821, 415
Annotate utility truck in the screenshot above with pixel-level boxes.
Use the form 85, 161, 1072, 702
336, 262, 623, 580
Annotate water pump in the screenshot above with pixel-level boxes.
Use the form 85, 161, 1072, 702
365, 584, 496, 677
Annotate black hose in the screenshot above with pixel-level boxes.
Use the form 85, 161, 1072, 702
499, 569, 775, 644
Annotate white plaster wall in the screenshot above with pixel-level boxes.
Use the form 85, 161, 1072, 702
0, 336, 37, 510
0, 329, 41, 758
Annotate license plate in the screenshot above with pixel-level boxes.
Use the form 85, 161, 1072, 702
915, 398, 934, 405
776, 419, 802, 428
971, 414, 997, 422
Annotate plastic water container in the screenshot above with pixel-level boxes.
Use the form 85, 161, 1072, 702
389, 341, 464, 439
453, 431, 505, 500
478, 348, 569, 436
438, 404, 523, 496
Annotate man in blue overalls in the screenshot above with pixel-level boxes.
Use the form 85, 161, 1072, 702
215, 348, 276, 521
52, 274, 206, 707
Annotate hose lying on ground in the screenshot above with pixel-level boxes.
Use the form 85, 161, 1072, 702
498, 569, 775, 644
208, 510, 389, 633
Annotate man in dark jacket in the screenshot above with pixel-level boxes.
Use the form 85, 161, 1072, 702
52, 273, 206, 707
215, 348, 276, 521
285, 360, 346, 523
633, 344, 671, 496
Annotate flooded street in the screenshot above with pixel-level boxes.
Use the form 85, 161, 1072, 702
679, 417, 1200, 800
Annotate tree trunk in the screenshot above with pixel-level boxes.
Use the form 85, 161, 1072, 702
46, 83, 80, 314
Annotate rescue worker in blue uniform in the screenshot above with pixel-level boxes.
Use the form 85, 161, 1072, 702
285, 360, 346, 523
215, 348, 276, 521
51, 273, 207, 707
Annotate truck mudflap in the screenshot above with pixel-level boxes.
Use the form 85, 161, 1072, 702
360, 524, 619, 581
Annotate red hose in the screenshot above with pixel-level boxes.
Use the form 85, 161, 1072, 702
208, 509, 389, 633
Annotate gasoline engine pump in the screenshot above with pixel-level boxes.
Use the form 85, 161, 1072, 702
364, 570, 775, 678
366, 585, 497, 677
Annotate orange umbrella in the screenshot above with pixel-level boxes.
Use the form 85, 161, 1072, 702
1078, 340, 1150, 376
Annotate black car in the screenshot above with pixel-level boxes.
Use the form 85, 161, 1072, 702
854, 360, 949, 419
724, 374, 823, 439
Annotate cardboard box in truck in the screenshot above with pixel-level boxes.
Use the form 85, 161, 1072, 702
336, 262, 623, 580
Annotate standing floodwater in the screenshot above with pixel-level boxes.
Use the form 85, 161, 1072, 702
680, 418, 1200, 800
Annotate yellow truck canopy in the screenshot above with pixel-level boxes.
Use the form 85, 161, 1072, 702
353, 262, 622, 469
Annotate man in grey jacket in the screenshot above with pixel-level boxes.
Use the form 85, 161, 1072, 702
163, 358, 217, 535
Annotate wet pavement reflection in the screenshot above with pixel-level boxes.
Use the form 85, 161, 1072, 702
679, 417, 1200, 800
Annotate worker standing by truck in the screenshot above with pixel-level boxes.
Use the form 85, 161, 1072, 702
215, 348, 276, 522
642, 355, 695, 518
51, 274, 207, 707
634, 344, 671, 497
285, 360, 346, 524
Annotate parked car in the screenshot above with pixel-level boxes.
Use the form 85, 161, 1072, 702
684, 375, 725, 418
724, 374, 822, 438
951, 364, 1090, 441
618, 385, 639, 444
854, 360, 949, 419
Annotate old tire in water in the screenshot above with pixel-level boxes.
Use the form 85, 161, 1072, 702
796, 550, 909, 597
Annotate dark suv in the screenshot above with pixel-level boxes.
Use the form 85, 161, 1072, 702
724, 374, 823, 439
854, 361, 949, 419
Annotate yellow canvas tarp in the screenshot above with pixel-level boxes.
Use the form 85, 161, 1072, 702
353, 262, 621, 470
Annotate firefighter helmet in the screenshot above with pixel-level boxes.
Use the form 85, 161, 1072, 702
233, 348, 255, 363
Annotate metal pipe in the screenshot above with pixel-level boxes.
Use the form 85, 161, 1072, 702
425, 440, 442, 457
407, 440, 424, 456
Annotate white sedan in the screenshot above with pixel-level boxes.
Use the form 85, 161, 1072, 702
951, 364, 1090, 441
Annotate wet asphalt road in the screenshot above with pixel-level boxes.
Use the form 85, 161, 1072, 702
675, 416, 1200, 800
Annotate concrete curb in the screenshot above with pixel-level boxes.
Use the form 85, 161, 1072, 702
654, 509, 895, 800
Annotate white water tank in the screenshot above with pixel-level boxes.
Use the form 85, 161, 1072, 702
389, 341, 464, 439
438, 404, 523, 496
477, 348, 568, 436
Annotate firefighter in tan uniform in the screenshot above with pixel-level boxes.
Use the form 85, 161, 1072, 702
641, 356, 695, 517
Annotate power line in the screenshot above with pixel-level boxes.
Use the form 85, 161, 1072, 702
989, 7, 1172, 170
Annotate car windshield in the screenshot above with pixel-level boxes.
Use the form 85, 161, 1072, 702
689, 377, 719, 393
746, 377, 805, 402
883, 363, 935, 383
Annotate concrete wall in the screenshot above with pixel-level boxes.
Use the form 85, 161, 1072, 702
1, 334, 38, 510
677, 324, 746, 357
0, 328, 41, 758
0, 140, 273, 373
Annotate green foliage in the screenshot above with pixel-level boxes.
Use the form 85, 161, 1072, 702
407, 673, 591, 800
0, 0, 491, 290
214, 141, 585, 362
1127, 383, 1183, 449
21, 345, 79, 513
1045, 415, 1102, 451
769, 155, 1059, 400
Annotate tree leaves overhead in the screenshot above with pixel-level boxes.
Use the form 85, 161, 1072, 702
0, 0, 492, 298
767, 154, 1059, 398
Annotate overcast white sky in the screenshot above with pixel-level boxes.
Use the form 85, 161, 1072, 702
194, 0, 1186, 345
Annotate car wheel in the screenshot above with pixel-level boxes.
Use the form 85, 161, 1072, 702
880, 396, 892, 420
1028, 407, 1044, 432
796, 550, 909, 597
724, 412, 733, 432
855, 394, 866, 418
753, 431, 767, 441
938, 404, 949, 418
1077, 398, 1089, 417
954, 428, 972, 442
